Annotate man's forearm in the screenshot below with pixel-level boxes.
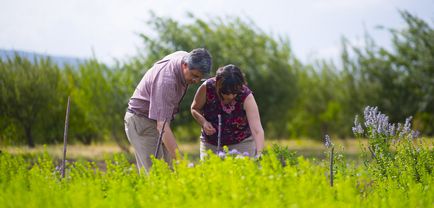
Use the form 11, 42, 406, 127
161, 127, 179, 159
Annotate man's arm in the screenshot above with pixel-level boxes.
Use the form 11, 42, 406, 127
148, 75, 181, 159
157, 120, 179, 159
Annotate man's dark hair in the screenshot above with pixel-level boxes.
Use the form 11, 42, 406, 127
184, 48, 212, 74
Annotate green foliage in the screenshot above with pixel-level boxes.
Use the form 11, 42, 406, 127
64, 59, 135, 148
288, 62, 352, 138
342, 11, 434, 135
290, 11, 434, 139
353, 106, 434, 188
0, 56, 65, 147
0, 55, 137, 147
262, 143, 298, 166
1, 144, 433, 207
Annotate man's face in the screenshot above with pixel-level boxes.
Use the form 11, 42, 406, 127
183, 64, 205, 84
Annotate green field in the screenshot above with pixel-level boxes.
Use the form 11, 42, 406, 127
1, 138, 433, 207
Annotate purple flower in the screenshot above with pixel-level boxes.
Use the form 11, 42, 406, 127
403, 116, 412, 134
352, 115, 364, 135
388, 124, 396, 137
229, 149, 240, 155
218, 151, 226, 158
324, 134, 333, 148
364, 106, 378, 127
362, 106, 392, 136
242, 152, 250, 157
412, 130, 420, 139
188, 163, 194, 168
358, 106, 419, 141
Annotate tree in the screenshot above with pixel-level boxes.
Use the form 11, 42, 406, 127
0, 56, 63, 147
65, 59, 133, 150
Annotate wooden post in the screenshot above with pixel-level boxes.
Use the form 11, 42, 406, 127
330, 147, 334, 187
61, 96, 70, 178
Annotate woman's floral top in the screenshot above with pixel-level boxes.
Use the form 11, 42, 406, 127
201, 78, 252, 145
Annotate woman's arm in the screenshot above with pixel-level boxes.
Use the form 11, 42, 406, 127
191, 84, 216, 135
244, 94, 265, 155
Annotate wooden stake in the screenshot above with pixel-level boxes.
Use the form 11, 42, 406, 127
61, 96, 70, 178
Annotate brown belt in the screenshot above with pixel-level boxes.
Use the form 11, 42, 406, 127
127, 108, 148, 117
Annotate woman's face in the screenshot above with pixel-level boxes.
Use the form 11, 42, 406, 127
221, 93, 237, 103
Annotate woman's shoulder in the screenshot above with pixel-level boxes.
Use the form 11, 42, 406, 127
242, 85, 252, 94
239, 85, 252, 102
205, 77, 216, 84
204, 77, 217, 88
203, 78, 217, 99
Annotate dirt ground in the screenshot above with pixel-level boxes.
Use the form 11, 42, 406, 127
3, 138, 432, 169
3, 138, 366, 160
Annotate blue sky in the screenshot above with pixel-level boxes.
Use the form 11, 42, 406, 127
0, 0, 432, 64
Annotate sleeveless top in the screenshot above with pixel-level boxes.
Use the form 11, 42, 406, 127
201, 79, 252, 145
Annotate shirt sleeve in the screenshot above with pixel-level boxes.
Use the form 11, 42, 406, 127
148, 75, 178, 121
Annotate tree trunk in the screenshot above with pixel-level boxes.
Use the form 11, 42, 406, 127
24, 126, 35, 148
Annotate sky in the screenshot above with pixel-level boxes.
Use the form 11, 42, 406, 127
0, 0, 432, 64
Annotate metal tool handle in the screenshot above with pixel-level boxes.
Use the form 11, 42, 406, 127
154, 119, 167, 158
217, 114, 222, 152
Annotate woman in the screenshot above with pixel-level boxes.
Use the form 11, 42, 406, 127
191, 64, 264, 159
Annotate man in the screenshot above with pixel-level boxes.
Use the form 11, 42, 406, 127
124, 48, 212, 173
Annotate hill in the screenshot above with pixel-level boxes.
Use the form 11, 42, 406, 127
0, 49, 86, 68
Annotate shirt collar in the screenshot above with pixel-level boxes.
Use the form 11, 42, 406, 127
175, 58, 187, 87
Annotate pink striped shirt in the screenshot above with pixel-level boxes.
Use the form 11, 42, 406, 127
127, 51, 188, 121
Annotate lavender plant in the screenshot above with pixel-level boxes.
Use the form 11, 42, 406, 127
323, 135, 347, 187
353, 106, 432, 184
353, 106, 418, 159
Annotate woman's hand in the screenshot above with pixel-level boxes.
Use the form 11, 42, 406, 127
202, 121, 216, 135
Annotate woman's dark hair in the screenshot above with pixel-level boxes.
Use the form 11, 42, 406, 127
215, 64, 246, 98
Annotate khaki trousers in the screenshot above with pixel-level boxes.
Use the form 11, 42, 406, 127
124, 112, 171, 173
200, 136, 256, 160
